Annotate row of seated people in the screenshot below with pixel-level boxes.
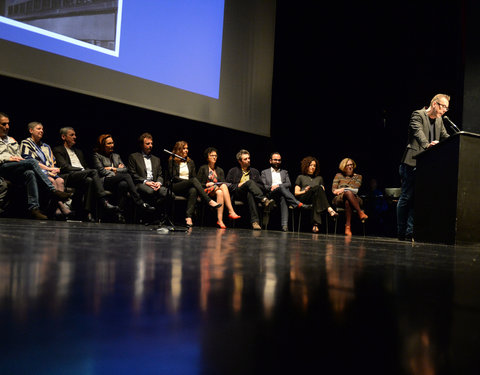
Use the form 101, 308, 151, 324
0, 113, 368, 234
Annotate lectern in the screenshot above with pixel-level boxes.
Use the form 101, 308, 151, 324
414, 132, 480, 245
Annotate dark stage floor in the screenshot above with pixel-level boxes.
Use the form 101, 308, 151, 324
1, 219, 480, 375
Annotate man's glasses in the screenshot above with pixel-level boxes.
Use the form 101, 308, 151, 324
436, 102, 449, 111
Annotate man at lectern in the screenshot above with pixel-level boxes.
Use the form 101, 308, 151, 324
397, 94, 450, 241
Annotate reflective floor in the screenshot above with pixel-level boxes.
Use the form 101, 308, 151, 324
1, 218, 480, 375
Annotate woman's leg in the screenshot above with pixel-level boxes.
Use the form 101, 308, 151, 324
215, 189, 225, 224
219, 183, 238, 216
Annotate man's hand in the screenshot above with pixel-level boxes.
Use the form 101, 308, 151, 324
9, 155, 23, 162
271, 184, 279, 191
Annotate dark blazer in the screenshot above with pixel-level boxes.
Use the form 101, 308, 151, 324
260, 168, 292, 191
92, 152, 127, 179
196, 164, 226, 187
401, 108, 450, 167
53, 145, 89, 176
226, 166, 264, 192
127, 152, 164, 185
166, 158, 196, 183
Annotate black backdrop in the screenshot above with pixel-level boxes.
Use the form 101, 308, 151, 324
0, 0, 466, 196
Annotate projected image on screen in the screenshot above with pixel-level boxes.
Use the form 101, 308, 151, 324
0, 0, 121, 54
0, 1, 224, 98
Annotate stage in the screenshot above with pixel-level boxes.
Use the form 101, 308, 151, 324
1, 218, 479, 374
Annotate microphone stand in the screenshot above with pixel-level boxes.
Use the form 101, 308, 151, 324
156, 150, 189, 232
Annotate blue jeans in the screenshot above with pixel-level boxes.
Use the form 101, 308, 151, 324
396, 163, 415, 236
0, 159, 55, 210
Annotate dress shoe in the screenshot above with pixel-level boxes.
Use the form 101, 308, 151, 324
228, 213, 241, 220
262, 198, 275, 209
217, 221, 227, 229
298, 203, 312, 210
345, 225, 352, 236
358, 211, 368, 222
139, 202, 156, 212
103, 200, 120, 212
98, 190, 112, 199
252, 222, 262, 230
281, 225, 289, 232
51, 189, 72, 202
31, 208, 48, 220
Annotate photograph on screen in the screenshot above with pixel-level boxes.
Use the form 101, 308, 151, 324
0, 0, 122, 55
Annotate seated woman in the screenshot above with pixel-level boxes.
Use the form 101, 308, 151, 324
93, 134, 153, 220
20, 121, 70, 217
294, 156, 338, 233
331, 158, 368, 236
197, 147, 240, 229
167, 141, 221, 228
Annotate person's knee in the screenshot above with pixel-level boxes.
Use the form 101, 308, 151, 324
23, 169, 35, 179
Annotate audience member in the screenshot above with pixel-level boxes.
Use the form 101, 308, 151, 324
295, 156, 337, 233
0, 112, 71, 219
53, 127, 118, 221
226, 149, 274, 230
261, 152, 308, 232
332, 158, 368, 236
20, 121, 71, 217
167, 140, 221, 228
197, 147, 240, 229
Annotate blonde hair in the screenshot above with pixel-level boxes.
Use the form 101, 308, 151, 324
430, 94, 450, 107
339, 158, 356, 172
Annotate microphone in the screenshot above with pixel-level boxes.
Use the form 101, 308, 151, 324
163, 149, 186, 161
443, 116, 461, 133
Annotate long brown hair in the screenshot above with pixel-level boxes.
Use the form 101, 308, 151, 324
170, 140, 190, 163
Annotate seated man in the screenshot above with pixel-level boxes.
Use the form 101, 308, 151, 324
53, 127, 118, 221
127, 132, 168, 215
226, 149, 274, 230
0, 112, 71, 219
260, 152, 310, 231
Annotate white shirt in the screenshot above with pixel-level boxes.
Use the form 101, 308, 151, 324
66, 147, 84, 170
179, 162, 189, 180
143, 153, 153, 182
271, 167, 282, 186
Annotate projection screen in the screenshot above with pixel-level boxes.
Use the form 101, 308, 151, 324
0, 0, 276, 137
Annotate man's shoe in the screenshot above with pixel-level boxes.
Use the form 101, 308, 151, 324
299, 203, 312, 210
52, 189, 72, 202
252, 222, 262, 230
262, 198, 275, 209
281, 225, 289, 232
140, 202, 156, 212
31, 208, 48, 220
103, 200, 120, 212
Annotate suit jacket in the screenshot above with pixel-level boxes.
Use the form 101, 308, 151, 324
92, 152, 127, 179
166, 158, 196, 184
53, 145, 89, 176
196, 164, 226, 187
226, 166, 264, 192
260, 168, 292, 191
401, 108, 450, 167
127, 152, 164, 185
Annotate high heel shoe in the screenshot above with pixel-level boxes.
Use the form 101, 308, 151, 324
209, 201, 222, 209
217, 221, 227, 229
228, 213, 241, 220
358, 211, 368, 222
345, 225, 352, 236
